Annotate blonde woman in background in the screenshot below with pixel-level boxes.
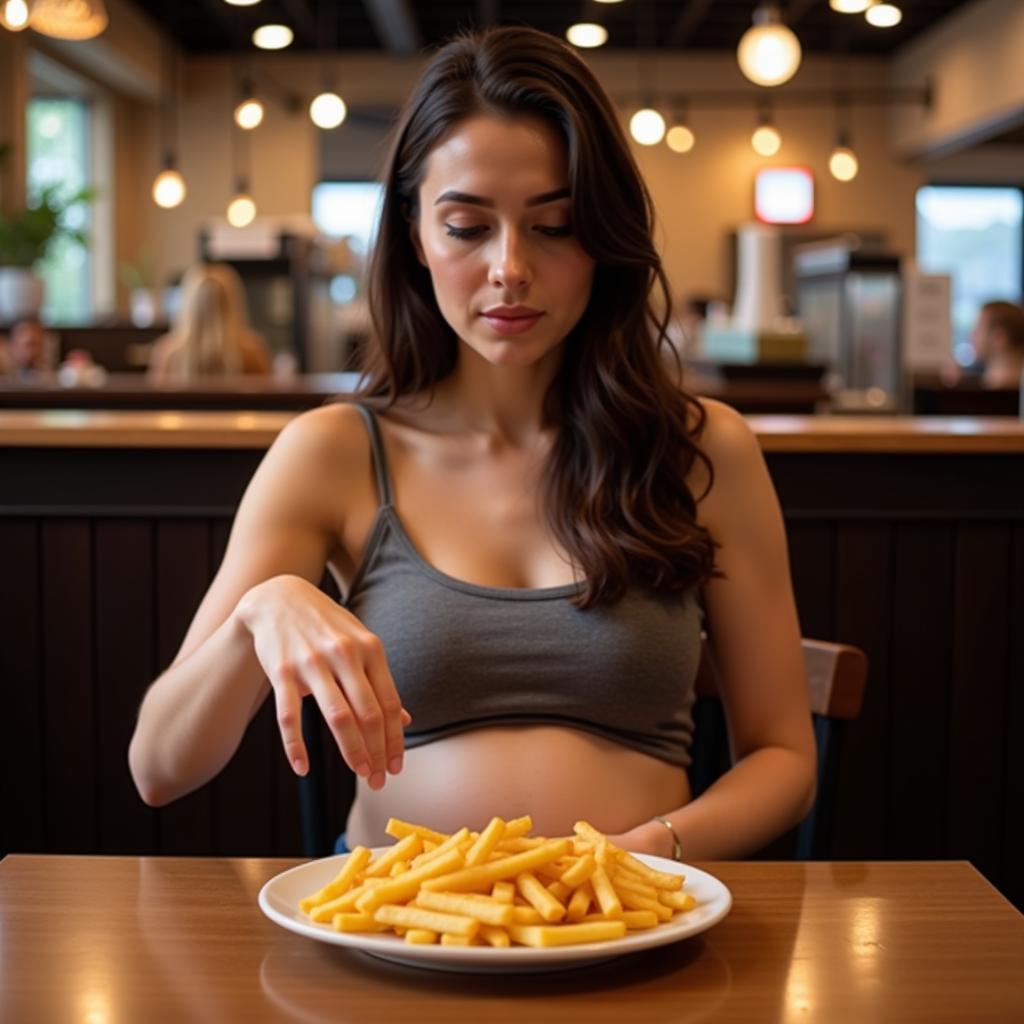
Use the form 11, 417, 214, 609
148, 263, 272, 380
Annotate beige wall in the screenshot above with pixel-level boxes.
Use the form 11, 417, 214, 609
130, 50, 924, 306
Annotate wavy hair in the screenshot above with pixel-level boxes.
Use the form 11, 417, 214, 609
353, 25, 718, 609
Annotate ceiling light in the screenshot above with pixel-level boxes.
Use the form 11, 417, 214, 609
865, 2, 902, 28
234, 97, 264, 130
566, 23, 607, 48
829, 0, 871, 11
29, 0, 107, 39
829, 144, 859, 181
630, 108, 666, 146
737, 5, 802, 87
152, 160, 186, 209
227, 182, 257, 227
224, 0, 261, 5
751, 112, 782, 156
0, 0, 32, 31
310, 91, 347, 130
666, 125, 695, 154
253, 23, 293, 50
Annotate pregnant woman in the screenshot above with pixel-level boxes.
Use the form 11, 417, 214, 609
129, 26, 815, 861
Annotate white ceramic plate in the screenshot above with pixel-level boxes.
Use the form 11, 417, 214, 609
258, 847, 732, 974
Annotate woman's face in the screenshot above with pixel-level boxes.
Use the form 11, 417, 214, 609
410, 113, 596, 369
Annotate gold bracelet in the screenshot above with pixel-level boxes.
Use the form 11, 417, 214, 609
651, 815, 683, 862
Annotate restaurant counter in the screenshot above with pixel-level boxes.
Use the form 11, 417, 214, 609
2, 411, 1022, 914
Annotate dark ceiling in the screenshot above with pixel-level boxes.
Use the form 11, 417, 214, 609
132, 1, 975, 56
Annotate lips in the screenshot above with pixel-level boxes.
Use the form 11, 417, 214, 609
481, 311, 544, 336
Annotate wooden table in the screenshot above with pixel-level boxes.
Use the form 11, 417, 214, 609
2, 857, 1021, 1022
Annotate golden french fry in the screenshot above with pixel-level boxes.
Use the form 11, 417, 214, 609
441, 934, 476, 947
479, 924, 511, 948
589, 865, 623, 919
616, 851, 684, 891
611, 870, 660, 900
365, 833, 422, 877
504, 815, 533, 837
617, 888, 673, 922
559, 853, 596, 889
659, 890, 697, 912
309, 877, 387, 922
422, 839, 572, 893
389, 861, 410, 877
464, 816, 507, 867
385, 818, 448, 845
412, 827, 471, 869
299, 846, 373, 913
355, 847, 464, 914
331, 912, 389, 933
415, 889, 515, 927
491, 881, 515, 904
495, 836, 547, 853
516, 871, 566, 923
583, 910, 659, 930
374, 904, 480, 939
547, 880, 572, 904
405, 929, 438, 944
509, 921, 627, 948
565, 881, 593, 923
511, 905, 545, 924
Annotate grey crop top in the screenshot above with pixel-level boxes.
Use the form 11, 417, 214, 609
340, 403, 703, 769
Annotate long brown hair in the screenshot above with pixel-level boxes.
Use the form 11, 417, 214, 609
353, 26, 717, 609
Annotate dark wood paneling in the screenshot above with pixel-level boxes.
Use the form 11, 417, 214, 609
887, 524, 955, 859
832, 522, 892, 858
787, 522, 835, 641
0, 520, 43, 853
41, 521, 97, 852
1002, 525, 1024, 911
152, 520, 216, 855
95, 520, 157, 853
947, 524, 1010, 883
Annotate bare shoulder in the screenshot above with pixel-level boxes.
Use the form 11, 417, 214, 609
687, 398, 764, 513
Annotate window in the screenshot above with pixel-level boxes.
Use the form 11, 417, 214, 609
26, 97, 93, 324
915, 185, 1024, 364
311, 181, 383, 257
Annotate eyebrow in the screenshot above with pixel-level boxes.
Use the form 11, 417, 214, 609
433, 187, 571, 208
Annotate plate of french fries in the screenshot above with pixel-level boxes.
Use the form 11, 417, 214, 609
258, 815, 732, 972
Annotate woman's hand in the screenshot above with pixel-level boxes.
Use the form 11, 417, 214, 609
236, 574, 411, 790
604, 820, 675, 859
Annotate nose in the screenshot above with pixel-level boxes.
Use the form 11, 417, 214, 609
487, 227, 532, 291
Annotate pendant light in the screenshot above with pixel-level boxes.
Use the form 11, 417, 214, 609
226, 115, 256, 227
566, 23, 607, 49
234, 77, 265, 130
829, 96, 859, 181
737, 4, 802, 87
666, 101, 695, 154
865, 2, 903, 27
152, 40, 186, 209
829, 0, 870, 11
0, 0, 32, 30
629, 0, 665, 146
29, 0, 107, 39
309, 0, 346, 130
751, 106, 782, 156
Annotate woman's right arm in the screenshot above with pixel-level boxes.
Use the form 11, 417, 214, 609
128, 404, 408, 806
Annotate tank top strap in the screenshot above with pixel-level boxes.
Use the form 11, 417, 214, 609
354, 403, 395, 509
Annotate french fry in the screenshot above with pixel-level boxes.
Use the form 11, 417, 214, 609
491, 881, 515, 904
589, 865, 623, 919
547, 880, 572, 904
415, 890, 516, 927
565, 881, 593, 923
583, 910, 659, 930
479, 924, 511, 948
441, 934, 477, 947
659, 890, 697, 912
616, 851, 684, 891
516, 871, 566, 923
373, 904, 480, 939
509, 921, 627, 948
611, 870, 660, 900
365, 833, 423, 877
309, 877, 387, 922
405, 929, 438, 944
617, 888, 673, 922
299, 846, 373, 913
411, 827, 471, 869
422, 839, 572, 893
559, 853, 596, 889
464, 816, 507, 867
331, 913, 389, 933
511, 905, 545, 924
355, 847, 464, 915
385, 817, 448, 845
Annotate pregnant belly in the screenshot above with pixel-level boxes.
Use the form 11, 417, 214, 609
343, 724, 692, 847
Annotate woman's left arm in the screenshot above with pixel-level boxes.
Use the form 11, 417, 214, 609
611, 399, 817, 859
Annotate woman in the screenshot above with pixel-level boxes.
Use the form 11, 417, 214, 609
147, 262, 272, 380
129, 27, 815, 860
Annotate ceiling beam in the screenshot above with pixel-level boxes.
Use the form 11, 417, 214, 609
360, 0, 421, 55
668, 0, 715, 49
198, 0, 245, 48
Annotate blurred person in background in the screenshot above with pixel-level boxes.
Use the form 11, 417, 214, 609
148, 263, 272, 381
0, 318, 53, 378
970, 300, 1024, 389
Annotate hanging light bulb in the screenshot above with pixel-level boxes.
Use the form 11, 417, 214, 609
227, 179, 257, 227
1, 0, 32, 30
865, 2, 902, 27
829, 0, 870, 11
310, 91, 347, 130
666, 124, 696, 154
737, 5, 802, 87
630, 107, 666, 146
152, 155, 186, 209
829, 144, 859, 181
29, 0, 107, 39
234, 97, 264, 130
224, 0, 261, 5
751, 110, 782, 156
566, 23, 607, 48
253, 23, 293, 50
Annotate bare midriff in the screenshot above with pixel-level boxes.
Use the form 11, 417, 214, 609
344, 724, 692, 846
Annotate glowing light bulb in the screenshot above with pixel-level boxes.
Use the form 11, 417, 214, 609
152, 168, 186, 209
566, 23, 607, 48
666, 125, 695, 153
630, 108, 666, 146
253, 24, 292, 50
737, 5, 802, 87
866, 2, 902, 27
751, 124, 782, 156
829, 0, 870, 11
309, 92, 347, 130
0, 0, 31, 31
227, 192, 257, 227
234, 98, 264, 130
829, 145, 859, 181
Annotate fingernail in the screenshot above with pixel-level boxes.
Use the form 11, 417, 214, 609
354, 761, 371, 778
293, 758, 307, 776
388, 757, 402, 774
370, 771, 385, 790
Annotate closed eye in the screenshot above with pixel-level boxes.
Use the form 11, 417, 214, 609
443, 224, 574, 240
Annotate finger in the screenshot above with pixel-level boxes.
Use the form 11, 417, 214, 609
360, 636, 407, 775
272, 667, 308, 776
322, 641, 389, 785
302, 654, 373, 779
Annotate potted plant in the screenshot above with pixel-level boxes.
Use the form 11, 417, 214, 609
0, 160, 94, 321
